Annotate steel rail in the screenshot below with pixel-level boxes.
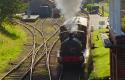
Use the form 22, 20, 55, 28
21, 20, 60, 80
46, 38, 59, 80
18, 19, 60, 80
21, 19, 46, 80
0, 21, 35, 80
0, 20, 59, 80
0, 17, 62, 80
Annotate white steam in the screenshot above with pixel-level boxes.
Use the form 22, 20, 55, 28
67, 24, 78, 33
55, 0, 83, 20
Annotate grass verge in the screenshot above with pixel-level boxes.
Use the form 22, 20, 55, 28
0, 21, 27, 75
89, 28, 110, 80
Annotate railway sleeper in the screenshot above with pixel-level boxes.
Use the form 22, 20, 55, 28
5, 76, 22, 79
50, 64, 57, 67
23, 60, 32, 63
13, 70, 29, 74
18, 65, 30, 68
9, 74, 22, 77
37, 64, 46, 67
10, 72, 25, 75
50, 55, 57, 57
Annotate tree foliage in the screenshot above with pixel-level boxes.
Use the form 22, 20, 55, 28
122, 16, 125, 32
0, 0, 27, 23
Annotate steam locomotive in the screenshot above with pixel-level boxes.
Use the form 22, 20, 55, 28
57, 16, 88, 67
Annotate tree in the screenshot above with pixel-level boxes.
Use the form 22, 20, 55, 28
0, 0, 27, 25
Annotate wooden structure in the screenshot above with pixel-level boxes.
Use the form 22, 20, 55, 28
109, 0, 125, 80
22, 15, 39, 22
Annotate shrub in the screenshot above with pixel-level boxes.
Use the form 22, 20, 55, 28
122, 16, 125, 28
86, 4, 99, 14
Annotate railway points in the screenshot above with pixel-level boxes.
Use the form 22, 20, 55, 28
0, 11, 91, 80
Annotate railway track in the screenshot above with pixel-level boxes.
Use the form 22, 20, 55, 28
23, 18, 62, 80
0, 15, 90, 80
57, 12, 90, 80
24, 18, 61, 80
24, 18, 62, 80
0, 21, 37, 80
0, 18, 62, 80
47, 38, 61, 80
22, 19, 47, 80
59, 69, 82, 80
27, 38, 60, 80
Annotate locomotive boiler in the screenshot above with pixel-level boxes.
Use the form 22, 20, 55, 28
57, 16, 88, 67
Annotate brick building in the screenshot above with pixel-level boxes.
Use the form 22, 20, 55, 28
109, 0, 125, 80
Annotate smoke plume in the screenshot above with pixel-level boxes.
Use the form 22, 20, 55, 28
55, 0, 83, 20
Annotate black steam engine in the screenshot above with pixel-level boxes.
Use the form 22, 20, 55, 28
57, 17, 88, 67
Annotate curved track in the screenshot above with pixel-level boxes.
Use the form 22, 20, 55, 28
24, 18, 61, 80
0, 21, 37, 80
0, 18, 63, 80
0, 12, 90, 80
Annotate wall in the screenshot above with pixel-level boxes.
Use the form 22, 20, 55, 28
110, 0, 125, 80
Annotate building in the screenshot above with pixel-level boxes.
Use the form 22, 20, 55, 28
109, 0, 125, 80
28, 0, 59, 18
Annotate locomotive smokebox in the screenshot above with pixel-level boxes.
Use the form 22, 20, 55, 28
69, 33, 74, 39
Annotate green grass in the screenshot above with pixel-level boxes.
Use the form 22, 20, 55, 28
0, 22, 27, 75
89, 29, 110, 79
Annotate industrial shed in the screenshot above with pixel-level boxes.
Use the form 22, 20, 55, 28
28, 0, 59, 18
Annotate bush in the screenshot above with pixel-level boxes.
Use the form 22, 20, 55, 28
86, 4, 93, 12
86, 4, 99, 14
82, 3, 87, 8
122, 16, 125, 28
121, 16, 125, 32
